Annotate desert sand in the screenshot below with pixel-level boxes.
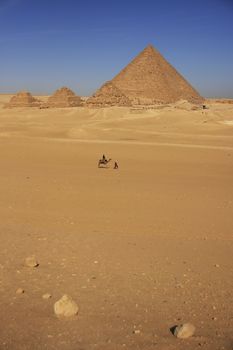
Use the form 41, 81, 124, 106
0, 95, 233, 350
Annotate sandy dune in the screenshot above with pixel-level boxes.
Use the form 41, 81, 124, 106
0, 95, 232, 350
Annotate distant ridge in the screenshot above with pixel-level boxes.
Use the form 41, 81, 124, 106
88, 45, 204, 106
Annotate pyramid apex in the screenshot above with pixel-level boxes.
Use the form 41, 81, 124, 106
145, 44, 155, 49
142, 44, 156, 53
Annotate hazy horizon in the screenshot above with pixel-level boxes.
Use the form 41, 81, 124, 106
0, 0, 233, 98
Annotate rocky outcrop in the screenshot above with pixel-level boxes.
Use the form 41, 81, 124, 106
4, 91, 41, 108
86, 81, 131, 107
44, 87, 82, 108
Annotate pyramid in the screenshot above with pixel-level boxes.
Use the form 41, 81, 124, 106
45, 87, 82, 108
4, 91, 41, 108
90, 45, 203, 106
87, 81, 131, 107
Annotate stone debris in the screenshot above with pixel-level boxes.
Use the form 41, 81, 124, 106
172, 99, 202, 110
16, 288, 25, 294
44, 87, 82, 108
54, 294, 79, 317
174, 323, 196, 339
25, 256, 39, 268
89, 45, 203, 106
4, 91, 41, 108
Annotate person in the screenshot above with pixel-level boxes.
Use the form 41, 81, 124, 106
114, 161, 118, 169
102, 154, 106, 162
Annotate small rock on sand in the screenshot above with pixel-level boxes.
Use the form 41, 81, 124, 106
16, 288, 24, 294
42, 293, 52, 300
174, 323, 196, 339
54, 295, 79, 317
25, 256, 39, 268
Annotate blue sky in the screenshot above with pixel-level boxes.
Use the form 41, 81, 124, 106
0, 0, 233, 97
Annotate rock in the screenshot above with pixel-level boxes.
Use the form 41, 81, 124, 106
174, 323, 196, 339
25, 256, 39, 268
54, 295, 79, 317
42, 293, 52, 300
16, 288, 24, 294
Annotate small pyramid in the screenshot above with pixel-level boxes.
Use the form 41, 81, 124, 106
86, 81, 131, 107
4, 91, 41, 108
90, 45, 203, 106
45, 87, 82, 108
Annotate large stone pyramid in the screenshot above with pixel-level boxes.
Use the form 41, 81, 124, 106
89, 45, 203, 106
45, 87, 82, 108
87, 81, 131, 107
4, 91, 41, 108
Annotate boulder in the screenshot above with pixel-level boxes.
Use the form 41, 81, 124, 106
54, 294, 79, 317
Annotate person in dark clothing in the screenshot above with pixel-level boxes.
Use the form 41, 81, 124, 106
114, 161, 119, 169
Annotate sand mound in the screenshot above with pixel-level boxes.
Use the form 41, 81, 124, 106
44, 87, 82, 108
86, 81, 131, 107
90, 45, 203, 106
4, 91, 41, 108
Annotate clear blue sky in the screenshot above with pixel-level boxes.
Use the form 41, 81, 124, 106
0, 0, 233, 97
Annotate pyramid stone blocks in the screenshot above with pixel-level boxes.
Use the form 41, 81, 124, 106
4, 91, 41, 108
87, 81, 131, 107
45, 87, 82, 108
89, 45, 203, 106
